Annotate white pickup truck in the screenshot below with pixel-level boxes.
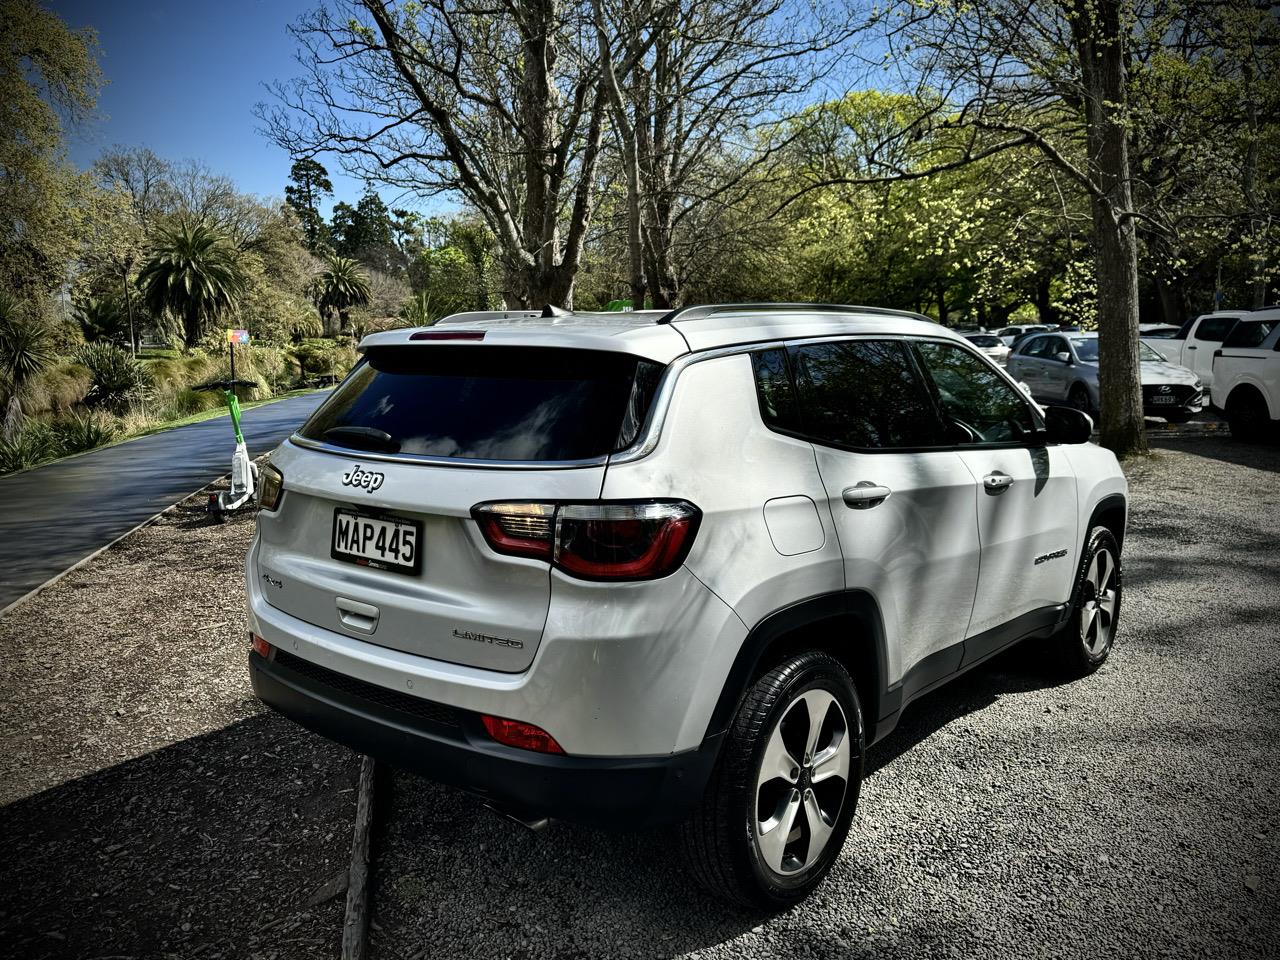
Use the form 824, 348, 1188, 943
1210, 308, 1280, 440
1140, 311, 1249, 389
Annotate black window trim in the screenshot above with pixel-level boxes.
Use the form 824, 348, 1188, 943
750, 333, 1048, 455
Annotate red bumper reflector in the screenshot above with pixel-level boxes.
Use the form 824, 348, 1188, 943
481, 715, 565, 754
250, 633, 272, 658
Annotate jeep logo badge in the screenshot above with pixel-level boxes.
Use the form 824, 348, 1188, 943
341, 464, 385, 492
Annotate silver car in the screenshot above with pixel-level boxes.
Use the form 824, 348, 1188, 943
1007, 331, 1203, 422
247, 304, 1127, 908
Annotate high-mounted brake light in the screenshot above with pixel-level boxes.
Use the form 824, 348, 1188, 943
481, 715, 564, 754
409, 329, 486, 341
471, 500, 700, 581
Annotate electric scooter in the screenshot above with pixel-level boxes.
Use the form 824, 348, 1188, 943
197, 376, 261, 523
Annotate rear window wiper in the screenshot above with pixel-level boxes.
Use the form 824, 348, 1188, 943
323, 426, 401, 453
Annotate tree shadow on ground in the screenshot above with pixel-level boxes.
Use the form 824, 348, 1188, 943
1150, 435, 1280, 474
0, 714, 355, 960
367, 640, 1068, 960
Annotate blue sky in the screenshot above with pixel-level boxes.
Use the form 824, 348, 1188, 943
51, 0, 408, 217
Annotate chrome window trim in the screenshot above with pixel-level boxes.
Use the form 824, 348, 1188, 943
612, 330, 1041, 465
286, 434, 610, 471
288, 330, 1033, 470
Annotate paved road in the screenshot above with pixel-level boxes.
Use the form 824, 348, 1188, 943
0, 391, 329, 611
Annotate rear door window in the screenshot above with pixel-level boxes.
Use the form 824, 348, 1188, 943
1222, 320, 1276, 349
784, 339, 943, 449
299, 346, 663, 462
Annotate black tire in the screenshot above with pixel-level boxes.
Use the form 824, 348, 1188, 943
207, 492, 227, 524
1054, 526, 1122, 678
1225, 388, 1270, 442
680, 651, 864, 909
1068, 383, 1092, 416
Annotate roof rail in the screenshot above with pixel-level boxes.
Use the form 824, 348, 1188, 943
435, 310, 541, 326
436, 304, 575, 325
656, 303, 934, 325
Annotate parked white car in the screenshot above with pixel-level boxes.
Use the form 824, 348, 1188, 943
964, 333, 1011, 365
1138, 311, 1249, 389
246, 303, 1127, 908
1210, 308, 1280, 440
1007, 331, 1204, 422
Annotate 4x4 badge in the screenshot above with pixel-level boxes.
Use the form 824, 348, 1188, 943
341, 464, 385, 492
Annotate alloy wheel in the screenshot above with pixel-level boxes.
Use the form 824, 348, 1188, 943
1079, 547, 1118, 655
754, 689, 850, 876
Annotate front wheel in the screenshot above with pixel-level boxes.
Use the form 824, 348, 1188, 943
1068, 383, 1093, 416
680, 651, 863, 908
1054, 526, 1121, 677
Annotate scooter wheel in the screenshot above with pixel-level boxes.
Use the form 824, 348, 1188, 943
207, 493, 227, 524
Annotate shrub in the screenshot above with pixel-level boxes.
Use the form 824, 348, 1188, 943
52, 410, 119, 454
75, 343, 152, 412
24, 362, 93, 416
0, 420, 60, 474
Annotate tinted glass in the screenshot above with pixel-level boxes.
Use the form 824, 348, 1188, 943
787, 340, 942, 449
967, 335, 1001, 347
1223, 320, 1276, 348
1071, 338, 1099, 362
1195, 317, 1237, 342
299, 346, 661, 461
914, 341, 1038, 444
1023, 336, 1055, 357
751, 349, 802, 430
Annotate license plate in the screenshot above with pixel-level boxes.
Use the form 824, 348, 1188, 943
332, 509, 421, 574
1150, 395, 1177, 405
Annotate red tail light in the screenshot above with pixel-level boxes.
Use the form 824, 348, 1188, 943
472, 501, 700, 581
481, 715, 564, 754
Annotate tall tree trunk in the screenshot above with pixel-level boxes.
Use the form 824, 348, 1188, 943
1071, 0, 1147, 457
1033, 275, 1054, 325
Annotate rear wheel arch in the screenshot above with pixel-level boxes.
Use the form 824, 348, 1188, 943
1226, 382, 1273, 419
706, 591, 887, 746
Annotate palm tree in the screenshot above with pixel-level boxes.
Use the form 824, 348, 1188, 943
137, 223, 247, 350
315, 255, 371, 336
0, 292, 53, 440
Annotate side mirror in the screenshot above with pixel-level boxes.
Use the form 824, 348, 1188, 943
1054, 351, 1072, 364
1017, 380, 1033, 397
1043, 405, 1093, 444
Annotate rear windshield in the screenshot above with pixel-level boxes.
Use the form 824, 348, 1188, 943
299, 346, 664, 462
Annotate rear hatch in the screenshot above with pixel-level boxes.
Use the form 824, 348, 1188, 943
256, 343, 665, 672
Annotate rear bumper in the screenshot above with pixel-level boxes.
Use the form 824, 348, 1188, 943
250, 649, 721, 830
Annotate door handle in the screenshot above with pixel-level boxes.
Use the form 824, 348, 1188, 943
336, 596, 379, 634
1187, 344, 1197, 350
842, 482, 892, 509
983, 472, 1014, 494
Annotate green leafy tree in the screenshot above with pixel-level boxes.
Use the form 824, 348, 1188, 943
137, 223, 248, 350
0, 0, 101, 300
284, 157, 333, 251
0, 292, 54, 438
315, 255, 371, 335
330, 188, 398, 273
73, 296, 130, 344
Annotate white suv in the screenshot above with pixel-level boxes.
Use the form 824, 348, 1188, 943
245, 304, 1127, 907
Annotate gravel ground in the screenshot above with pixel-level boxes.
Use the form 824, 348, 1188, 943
1, 437, 1277, 959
